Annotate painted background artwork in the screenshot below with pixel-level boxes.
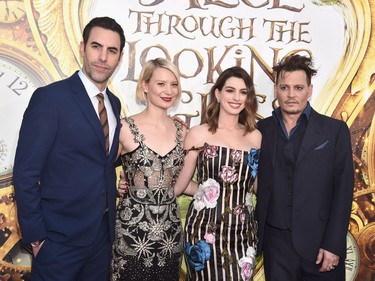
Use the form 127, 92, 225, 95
0, 0, 374, 280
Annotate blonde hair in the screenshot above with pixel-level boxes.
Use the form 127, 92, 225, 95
136, 58, 181, 105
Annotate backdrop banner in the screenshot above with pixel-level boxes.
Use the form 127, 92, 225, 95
0, 0, 374, 280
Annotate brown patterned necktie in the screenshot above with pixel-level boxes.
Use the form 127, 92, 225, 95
96, 93, 109, 155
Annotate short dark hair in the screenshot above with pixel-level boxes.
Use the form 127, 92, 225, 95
82, 17, 126, 52
203, 66, 258, 134
273, 54, 317, 85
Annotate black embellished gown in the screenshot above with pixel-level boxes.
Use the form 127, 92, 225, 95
111, 117, 185, 281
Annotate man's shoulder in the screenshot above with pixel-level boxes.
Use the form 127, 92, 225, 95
311, 109, 347, 128
256, 116, 274, 132
257, 116, 273, 124
38, 71, 79, 92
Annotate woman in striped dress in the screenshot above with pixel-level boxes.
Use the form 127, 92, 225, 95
175, 66, 261, 281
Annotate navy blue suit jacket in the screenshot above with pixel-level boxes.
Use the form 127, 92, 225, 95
13, 71, 121, 246
255, 109, 354, 261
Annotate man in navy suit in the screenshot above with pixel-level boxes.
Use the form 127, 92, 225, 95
255, 54, 354, 281
13, 17, 125, 281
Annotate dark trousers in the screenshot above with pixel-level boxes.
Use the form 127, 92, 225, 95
263, 224, 345, 281
31, 214, 111, 281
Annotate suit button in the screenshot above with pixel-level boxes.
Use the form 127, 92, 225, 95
101, 191, 105, 196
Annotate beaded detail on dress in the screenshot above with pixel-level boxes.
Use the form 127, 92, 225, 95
111, 117, 185, 281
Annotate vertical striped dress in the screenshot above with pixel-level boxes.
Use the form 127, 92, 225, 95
184, 143, 259, 280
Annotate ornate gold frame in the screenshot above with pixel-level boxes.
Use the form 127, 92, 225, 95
1, 0, 372, 280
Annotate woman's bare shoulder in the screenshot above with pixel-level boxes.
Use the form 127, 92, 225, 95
245, 128, 262, 149
184, 124, 210, 148
187, 123, 209, 137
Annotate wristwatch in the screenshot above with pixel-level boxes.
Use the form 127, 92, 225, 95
30, 239, 45, 247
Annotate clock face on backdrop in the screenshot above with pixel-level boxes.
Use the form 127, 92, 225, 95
346, 231, 360, 280
0, 55, 41, 280
0, 58, 36, 180
0, 0, 26, 24
0, 42, 51, 279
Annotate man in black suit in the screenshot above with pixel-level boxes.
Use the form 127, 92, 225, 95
14, 17, 125, 281
255, 54, 354, 281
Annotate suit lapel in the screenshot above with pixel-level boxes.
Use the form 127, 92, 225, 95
69, 73, 106, 151
296, 110, 323, 165
106, 89, 121, 160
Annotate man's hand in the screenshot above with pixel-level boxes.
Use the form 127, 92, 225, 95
316, 248, 340, 272
169, 115, 188, 128
32, 240, 45, 257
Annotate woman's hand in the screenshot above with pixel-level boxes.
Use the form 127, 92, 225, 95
117, 170, 129, 197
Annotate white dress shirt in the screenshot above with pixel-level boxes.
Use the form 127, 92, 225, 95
78, 70, 117, 152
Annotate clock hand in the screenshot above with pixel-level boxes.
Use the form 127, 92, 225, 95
4, 0, 10, 17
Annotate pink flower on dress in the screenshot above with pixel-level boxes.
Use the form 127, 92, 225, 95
203, 144, 218, 158
233, 205, 243, 215
219, 166, 238, 184
204, 232, 216, 244
231, 150, 242, 164
238, 246, 256, 281
240, 262, 253, 281
202, 179, 220, 208
193, 178, 220, 211
233, 205, 247, 223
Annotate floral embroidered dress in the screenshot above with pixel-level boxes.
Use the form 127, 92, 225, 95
185, 143, 260, 281
111, 117, 185, 281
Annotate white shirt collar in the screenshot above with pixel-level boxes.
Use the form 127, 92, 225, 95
78, 70, 108, 98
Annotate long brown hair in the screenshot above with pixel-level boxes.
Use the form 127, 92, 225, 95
202, 66, 258, 134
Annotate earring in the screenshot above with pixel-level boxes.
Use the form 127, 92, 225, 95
217, 99, 220, 103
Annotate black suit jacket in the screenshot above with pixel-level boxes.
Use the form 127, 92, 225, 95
255, 108, 354, 261
14, 71, 121, 246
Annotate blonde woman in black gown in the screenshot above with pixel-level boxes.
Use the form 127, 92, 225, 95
175, 67, 261, 281
111, 58, 186, 281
